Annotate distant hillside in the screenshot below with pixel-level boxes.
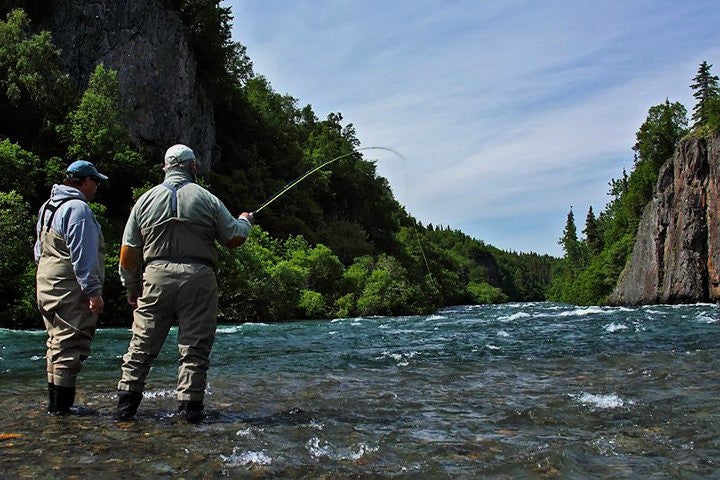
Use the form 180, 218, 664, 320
0, 2, 555, 328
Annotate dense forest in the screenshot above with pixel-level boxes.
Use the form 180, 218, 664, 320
0, 3, 555, 328
549, 61, 720, 305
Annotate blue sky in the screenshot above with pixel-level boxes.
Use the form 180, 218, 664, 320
223, 1, 720, 256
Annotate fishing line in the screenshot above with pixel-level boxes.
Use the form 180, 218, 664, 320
254, 146, 402, 214
394, 154, 437, 293
252, 145, 437, 291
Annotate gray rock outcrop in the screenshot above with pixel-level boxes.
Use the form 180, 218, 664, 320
610, 133, 720, 304
43, 1, 216, 167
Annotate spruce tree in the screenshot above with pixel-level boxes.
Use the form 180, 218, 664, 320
583, 206, 602, 256
690, 61, 720, 128
559, 207, 581, 268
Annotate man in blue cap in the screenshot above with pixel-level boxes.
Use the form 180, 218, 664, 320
34, 160, 107, 415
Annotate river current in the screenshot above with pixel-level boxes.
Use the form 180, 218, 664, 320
0, 302, 718, 478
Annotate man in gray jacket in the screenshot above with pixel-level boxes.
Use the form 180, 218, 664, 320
35, 160, 107, 415
116, 144, 253, 422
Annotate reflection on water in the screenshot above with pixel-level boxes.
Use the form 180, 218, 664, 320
1, 303, 719, 478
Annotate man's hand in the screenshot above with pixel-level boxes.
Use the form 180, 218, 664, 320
88, 295, 104, 314
239, 212, 254, 225
127, 293, 139, 310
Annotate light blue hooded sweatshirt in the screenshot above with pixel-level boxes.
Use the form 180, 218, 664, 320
34, 184, 104, 296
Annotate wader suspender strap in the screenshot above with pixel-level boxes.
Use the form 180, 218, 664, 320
39, 198, 78, 229
161, 181, 190, 217
150, 180, 212, 268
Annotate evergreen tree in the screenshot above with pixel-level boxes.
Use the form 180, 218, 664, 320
690, 61, 719, 128
583, 206, 602, 256
560, 207, 581, 268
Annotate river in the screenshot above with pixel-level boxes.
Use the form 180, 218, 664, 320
1, 302, 718, 478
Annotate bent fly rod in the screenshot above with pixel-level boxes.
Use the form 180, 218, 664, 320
250, 146, 436, 289
253, 146, 403, 214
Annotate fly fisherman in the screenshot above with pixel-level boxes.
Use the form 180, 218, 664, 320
35, 160, 107, 415
116, 144, 253, 422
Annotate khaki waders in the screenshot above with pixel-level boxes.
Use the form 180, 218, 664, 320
37, 226, 105, 389
117, 260, 218, 402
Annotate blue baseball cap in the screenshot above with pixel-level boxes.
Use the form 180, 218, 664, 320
66, 160, 108, 181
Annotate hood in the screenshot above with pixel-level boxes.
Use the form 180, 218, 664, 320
49, 184, 87, 203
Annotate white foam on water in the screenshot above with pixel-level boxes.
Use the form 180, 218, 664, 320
221, 447, 272, 467
306, 437, 378, 461
235, 428, 254, 437
427, 314, 447, 321
327, 330, 339, 335
0, 328, 45, 336
695, 314, 718, 324
497, 330, 510, 338
375, 350, 418, 366
558, 306, 605, 317
605, 323, 628, 333
485, 344, 501, 350
143, 388, 175, 399
30, 355, 43, 361
217, 323, 270, 334
573, 392, 633, 409
216, 325, 242, 334
506, 302, 547, 309
499, 311, 531, 322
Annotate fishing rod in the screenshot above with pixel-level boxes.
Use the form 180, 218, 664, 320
250, 145, 437, 289
253, 146, 402, 214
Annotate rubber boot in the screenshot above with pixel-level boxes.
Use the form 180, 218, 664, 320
116, 390, 143, 421
54, 385, 76, 415
47, 383, 56, 414
177, 400, 204, 424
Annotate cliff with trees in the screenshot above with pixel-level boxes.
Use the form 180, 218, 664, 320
550, 61, 720, 305
0, 2, 554, 328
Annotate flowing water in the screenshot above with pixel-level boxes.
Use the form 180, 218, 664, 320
0, 302, 718, 479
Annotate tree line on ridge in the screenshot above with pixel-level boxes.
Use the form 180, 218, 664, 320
0, 3, 554, 328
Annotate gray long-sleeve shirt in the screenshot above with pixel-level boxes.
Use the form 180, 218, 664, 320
119, 169, 251, 295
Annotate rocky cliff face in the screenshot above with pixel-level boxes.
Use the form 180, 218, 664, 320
610, 132, 720, 304
43, 1, 216, 167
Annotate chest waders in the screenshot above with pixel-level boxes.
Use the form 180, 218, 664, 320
117, 180, 218, 422
36, 198, 105, 414
138, 181, 216, 268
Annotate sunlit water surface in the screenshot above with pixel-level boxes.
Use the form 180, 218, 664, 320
1, 303, 718, 478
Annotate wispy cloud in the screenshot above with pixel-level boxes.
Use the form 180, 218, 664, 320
225, 0, 720, 255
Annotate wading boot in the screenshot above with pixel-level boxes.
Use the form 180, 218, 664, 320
177, 400, 204, 424
47, 383, 56, 414
116, 390, 143, 421
53, 385, 76, 415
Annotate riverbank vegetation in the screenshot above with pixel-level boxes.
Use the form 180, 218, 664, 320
549, 61, 720, 304
0, 5, 555, 328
